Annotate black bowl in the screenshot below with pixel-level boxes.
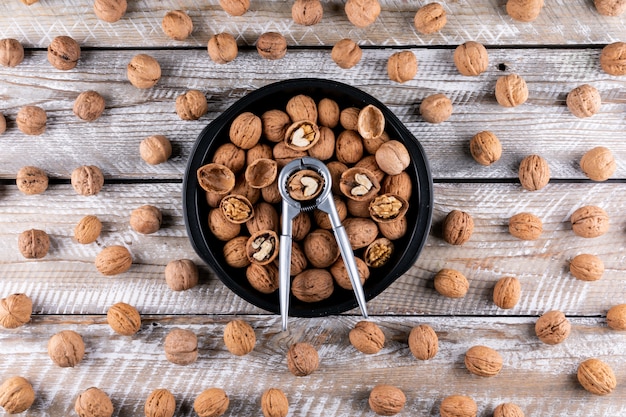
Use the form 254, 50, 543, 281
183, 78, 433, 317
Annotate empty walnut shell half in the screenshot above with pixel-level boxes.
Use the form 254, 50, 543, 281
246, 230, 279, 266
197, 163, 235, 194
287, 169, 325, 201
339, 167, 381, 202
364, 237, 394, 268
357, 104, 385, 140
219, 194, 254, 224
368, 194, 408, 223
245, 158, 277, 188
285, 120, 320, 151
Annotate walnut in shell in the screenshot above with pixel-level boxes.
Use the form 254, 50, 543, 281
176, 90, 208, 121
0, 113, 5, 135
349, 321, 385, 354
16, 105, 47, 135
580, 146, 615, 181
493, 276, 521, 309
308, 126, 336, 161
443, 210, 474, 245
595, 0, 626, 16
408, 324, 438, 360
387, 51, 418, 83
567, 84, 601, 118
16, 166, 48, 195
292, 0, 323, 25
130, 205, 162, 234
434, 268, 469, 298
0, 376, 35, 414
127, 54, 161, 89
219, 0, 249, 16
230, 112, 262, 149
223, 319, 256, 356
454, 41, 489, 76
369, 194, 407, 223
344, 217, 379, 250
246, 263, 279, 294
381, 172, 412, 201
145, 389, 176, 417
292, 269, 334, 302
470, 131, 502, 166
165, 259, 199, 291
577, 358, 617, 395
600, 42, 626, 75
464, 345, 503, 377
74, 91, 106, 121
335, 130, 364, 164
331, 39, 362, 69
246, 202, 279, 235
18, 228, 49, 259
74, 387, 113, 417
162, 10, 193, 41
194, 388, 229, 417
570, 205, 609, 238
368, 385, 406, 416
262, 110, 291, 142
286, 342, 319, 376
506, 0, 544, 22
607, 304, 626, 330
509, 212, 542, 240
208, 209, 241, 241
48, 36, 80, 70
165, 328, 198, 365
414, 3, 447, 34
440, 395, 477, 417
303, 229, 340, 268
518, 154, 550, 191
495, 73, 528, 107
345, 0, 381, 28
0, 293, 32, 329
71, 165, 104, 196
329, 256, 369, 290
94, 0, 127, 23
317, 98, 340, 128
208, 33, 238, 64
375, 140, 410, 175
261, 388, 289, 417
569, 254, 604, 282
340, 107, 360, 131
140, 135, 172, 165
256, 32, 287, 60
48, 330, 85, 367
285, 121, 320, 151
107, 302, 141, 335
220, 195, 253, 224
0, 38, 24, 67
223, 236, 250, 268
420, 93, 453, 123
95, 245, 132, 276
494, 403, 525, 417
535, 310, 570, 344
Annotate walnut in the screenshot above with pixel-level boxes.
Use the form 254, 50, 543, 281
493, 276, 521, 309
220, 195, 253, 224
20, 0, 39, 4
165, 259, 199, 291
464, 345, 503, 377
570, 254, 604, 282
577, 358, 617, 395
71, 165, 105, 196
375, 140, 410, 175
107, 302, 141, 335
286, 169, 324, 201
414, 3, 447, 34
246, 263, 279, 294
94, 0, 127, 23
308, 126, 336, 161
518, 154, 550, 191
495, 73, 528, 107
316, 98, 340, 128
434, 268, 469, 298
211, 143, 245, 174
162, 10, 193, 41
506, 0, 544, 22
356, 104, 385, 140
231, 171, 262, 203
176, 89, 208, 121
127, 54, 161, 89
48, 36, 80, 70
285, 121, 320, 151
246, 202, 279, 235
345, 0, 381, 28
292, 0, 323, 26
509, 212, 542, 240
140, 135, 172, 165
286, 342, 319, 376
580, 146, 616, 181
368, 385, 406, 416
73, 91, 105, 121
145, 389, 176, 417
288, 242, 308, 276
470, 131, 502, 166
0, 293, 32, 329
292, 269, 334, 302
75, 387, 113, 417
194, 388, 229, 417
261, 388, 289, 417
95, 245, 132, 276
256, 32, 287, 60
48, 330, 85, 367
246, 230, 279, 265
331, 39, 362, 69
164, 328, 198, 365
349, 321, 385, 354
607, 304, 626, 330
197, 163, 235, 194
567, 84, 601, 118
442, 209, 474, 245
230, 112, 262, 149
246, 143, 273, 165
219, 0, 249, 16
16, 166, 48, 195
18, 228, 50, 259
493, 403, 525, 417
329, 256, 369, 290
347, 197, 376, 218
16, 105, 47, 135
223, 236, 250, 268
286, 94, 318, 123
207, 33, 238, 64
440, 395, 477, 417
420, 93, 453, 123
600, 42, 626, 75
364, 237, 394, 267
595, 0, 626, 16
454, 41, 489, 76
344, 217, 379, 249
378, 216, 407, 240
0, 38, 24, 67
387, 51, 418, 83
293, 212, 312, 240
570, 205, 609, 238
130, 205, 162, 234
314, 197, 346, 230
535, 310, 571, 344
381, 172, 412, 201
223, 319, 256, 356
408, 324, 438, 360
339, 107, 360, 130
355, 155, 385, 184
369, 194, 407, 224
363, 130, 390, 155
328, 161, 349, 195
208, 209, 240, 241
303, 229, 340, 268
261, 110, 291, 142
335, 130, 364, 164
0, 376, 35, 414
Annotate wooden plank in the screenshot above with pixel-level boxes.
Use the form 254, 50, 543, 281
1, 182, 624, 316
0, 48, 624, 180
0, 315, 624, 416
0, 0, 624, 48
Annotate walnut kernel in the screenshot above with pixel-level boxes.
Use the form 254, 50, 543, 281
364, 238, 394, 268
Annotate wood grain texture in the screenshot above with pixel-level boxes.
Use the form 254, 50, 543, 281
0, 0, 624, 48
0, 315, 624, 416
0, 48, 624, 180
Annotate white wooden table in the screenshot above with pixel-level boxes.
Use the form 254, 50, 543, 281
0, 1, 625, 416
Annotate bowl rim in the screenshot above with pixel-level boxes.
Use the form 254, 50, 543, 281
183, 78, 433, 317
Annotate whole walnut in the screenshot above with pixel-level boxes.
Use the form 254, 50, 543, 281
408, 324, 438, 360
16, 105, 47, 135
345, 0, 381, 28
577, 358, 617, 395
317, 98, 340, 128
518, 154, 550, 191
286, 94, 318, 122
570, 254, 604, 282
493, 276, 521, 309
0, 38, 24, 67
0, 293, 32, 329
329, 256, 369, 290
434, 268, 469, 298
75, 387, 113, 417
567, 84, 601, 118
464, 345, 503, 377
207, 33, 238, 64
18, 228, 50, 259
127, 54, 161, 89
420, 93, 453, 123
48, 330, 85, 367
210, 211, 241, 241
246, 263, 279, 294
506, 0, 544, 22
176, 90, 208, 120
223, 319, 256, 356
0, 376, 35, 414
607, 304, 626, 330
570, 205, 609, 238
107, 302, 141, 335
165, 259, 199, 291
387, 51, 418, 83
494, 403, 525, 417
368, 384, 406, 416
286, 342, 319, 376
95, 245, 132, 276
495, 73, 528, 107
414, 3, 447, 34
595, 0, 626, 16
74, 215, 102, 244
219, 0, 249, 16
508, 212, 542, 240
349, 321, 385, 354
331, 39, 362, 69
130, 205, 162, 234
165, 328, 198, 365
229, 112, 262, 149
21, 0, 40, 4
94, 0, 127, 23
194, 388, 229, 417
261, 388, 289, 417
71, 165, 105, 196
162, 10, 193, 41
470, 131, 502, 166
16, 166, 48, 195
335, 130, 364, 164
140, 135, 172, 165
454, 41, 489, 76
440, 395, 477, 417
304, 229, 340, 268
292, 0, 323, 25
375, 140, 410, 176
535, 310, 570, 344
145, 389, 176, 417
580, 146, 615, 181
48, 36, 80, 70
343, 217, 379, 249
442, 209, 474, 245
600, 42, 626, 75
292, 269, 334, 302
256, 32, 287, 60
74, 91, 106, 121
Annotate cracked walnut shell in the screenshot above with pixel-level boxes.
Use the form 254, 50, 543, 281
261, 388, 289, 417
506, 0, 544, 22
75, 387, 113, 417
345, 0, 381, 28
408, 324, 438, 360
107, 302, 141, 335
567, 84, 601, 118
464, 345, 503, 377
350, 321, 385, 354
95, 245, 132, 276
570, 205, 609, 238
48, 330, 85, 367
495, 73, 528, 107
414, 3, 447, 34
509, 212, 542, 240
71, 165, 104, 196
580, 146, 615, 181
0, 38, 24, 67
162, 10, 193, 41
570, 254, 604, 282
440, 395, 477, 417
443, 209, 474, 245
18, 228, 49, 259
16, 166, 48, 195
197, 163, 236, 194
387, 51, 418, 83
0, 376, 35, 414
127, 54, 161, 89
145, 389, 176, 417
17, 105, 47, 135
368, 385, 406, 416
600, 42, 626, 75
331, 39, 362, 69
165, 328, 198, 365
0, 293, 32, 329
223, 319, 256, 356
535, 310, 570, 344
208, 33, 238, 64
577, 358, 617, 395
454, 41, 489, 76
292, 0, 323, 26
493, 276, 521, 309
518, 154, 550, 191
48, 36, 80, 70
434, 268, 469, 298
194, 388, 229, 417
286, 342, 319, 376
94, 0, 127, 23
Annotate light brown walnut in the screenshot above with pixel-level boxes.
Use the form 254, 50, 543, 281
331, 39, 362, 69
194, 388, 229, 417
420, 93, 453, 123
95, 245, 132, 276
140, 135, 172, 165
349, 321, 385, 354
94, 0, 127, 23
286, 342, 319, 376
567, 84, 601, 118
508, 212, 542, 240
387, 51, 418, 83
176, 89, 208, 120
48, 330, 85, 367
303, 229, 340, 268
127, 54, 161, 89
375, 140, 410, 176
16, 166, 48, 195
570, 205, 609, 238
335, 130, 364, 164
292, 0, 323, 25
16, 105, 47, 135
454, 41, 488, 76
535, 310, 570, 344
442, 209, 474, 245
207, 33, 238, 64
570, 254, 604, 282
246, 263, 279, 294
292, 269, 334, 302
18, 229, 49, 259
470, 131, 502, 166
261, 388, 289, 417
518, 154, 550, 191
414, 3, 447, 34
495, 73, 528, 107
368, 385, 406, 416
165, 259, 199, 291
229, 112, 262, 149
164, 328, 198, 365
595, 0, 626, 16
493, 276, 521, 309
145, 389, 176, 417
345, 0, 381, 28
494, 403, 525, 417
464, 345, 503, 377
607, 304, 626, 330
408, 324, 438, 360
74, 387, 113, 417
162, 10, 193, 41
440, 395, 477, 417
246, 202, 279, 235
308, 126, 336, 161
223, 236, 250, 268
256, 32, 287, 60
130, 205, 162, 234
343, 217, 379, 250
74, 91, 105, 121
339, 107, 360, 130
208, 209, 241, 241
0, 293, 32, 329
577, 358, 617, 395
197, 163, 236, 194
48, 36, 80, 70
381, 172, 412, 201
506, 0, 544, 22
107, 302, 141, 335
223, 319, 256, 356
0, 38, 24, 67
219, 0, 249, 16
580, 146, 616, 181
329, 256, 369, 290
261, 109, 291, 142
0, 376, 35, 414
434, 268, 469, 298
71, 165, 104, 196
600, 42, 626, 75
